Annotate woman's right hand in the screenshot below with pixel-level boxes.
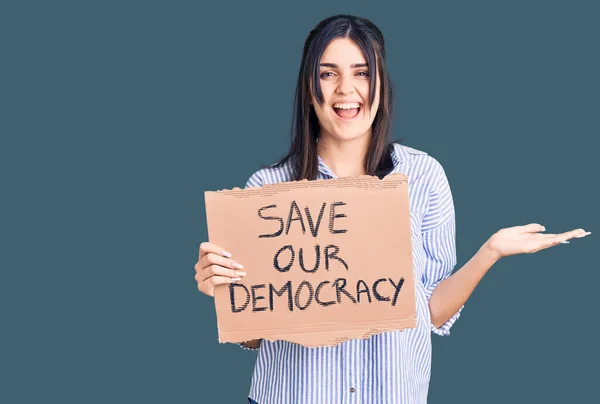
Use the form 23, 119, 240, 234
194, 242, 246, 297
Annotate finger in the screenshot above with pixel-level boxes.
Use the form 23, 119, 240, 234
205, 275, 242, 287
529, 229, 586, 252
556, 228, 586, 242
524, 233, 559, 246
195, 263, 244, 285
574, 231, 592, 238
199, 253, 245, 273
205, 264, 246, 279
532, 229, 583, 244
199, 241, 232, 259
529, 244, 555, 253
519, 223, 546, 233
529, 237, 563, 253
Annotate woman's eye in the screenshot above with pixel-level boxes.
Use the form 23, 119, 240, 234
320, 71, 369, 78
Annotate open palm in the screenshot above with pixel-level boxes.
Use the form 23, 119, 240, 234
486, 223, 590, 259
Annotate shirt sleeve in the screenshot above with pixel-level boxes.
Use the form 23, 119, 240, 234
420, 158, 462, 336
245, 170, 264, 189
236, 170, 264, 351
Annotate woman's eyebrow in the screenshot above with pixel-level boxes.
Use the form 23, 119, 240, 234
319, 62, 368, 68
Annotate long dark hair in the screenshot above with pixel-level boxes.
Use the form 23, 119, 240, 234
273, 14, 398, 180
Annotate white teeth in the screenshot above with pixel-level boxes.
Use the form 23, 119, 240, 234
332, 102, 361, 109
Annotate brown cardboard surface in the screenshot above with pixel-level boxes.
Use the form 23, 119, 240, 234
204, 173, 416, 347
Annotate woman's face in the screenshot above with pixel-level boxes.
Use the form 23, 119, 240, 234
311, 37, 380, 143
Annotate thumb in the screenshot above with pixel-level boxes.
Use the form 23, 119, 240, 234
519, 223, 546, 233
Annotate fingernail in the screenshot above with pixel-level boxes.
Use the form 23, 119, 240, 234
221, 251, 232, 258
541, 226, 546, 231
234, 271, 247, 277
560, 240, 570, 244
575, 232, 591, 238
232, 262, 244, 269
231, 277, 241, 282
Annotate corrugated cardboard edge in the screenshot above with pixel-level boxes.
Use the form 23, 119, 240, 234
205, 173, 408, 200
217, 317, 417, 347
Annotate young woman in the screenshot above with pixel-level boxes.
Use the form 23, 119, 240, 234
194, 14, 589, 404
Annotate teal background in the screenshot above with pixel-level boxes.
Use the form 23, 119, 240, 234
2, 0, 598, 403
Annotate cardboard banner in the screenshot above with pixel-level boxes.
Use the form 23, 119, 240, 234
204, 173, 416, 347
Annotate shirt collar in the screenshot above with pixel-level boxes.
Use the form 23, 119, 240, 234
317, 155, 337, 178
317, 143, 404, 178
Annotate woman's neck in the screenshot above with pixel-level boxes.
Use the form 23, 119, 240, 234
316, 131, 372, 178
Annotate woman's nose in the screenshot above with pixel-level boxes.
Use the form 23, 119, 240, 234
335, 75, 355, 94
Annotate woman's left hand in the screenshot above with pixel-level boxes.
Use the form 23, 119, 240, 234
485, 223, 590, 260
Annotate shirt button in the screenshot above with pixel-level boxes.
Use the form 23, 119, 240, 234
350, 387, 355, 393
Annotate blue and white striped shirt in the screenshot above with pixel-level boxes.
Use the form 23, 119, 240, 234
242, 143, 463, 404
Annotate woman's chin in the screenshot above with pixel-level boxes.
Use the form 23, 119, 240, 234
330, 128, 371, 142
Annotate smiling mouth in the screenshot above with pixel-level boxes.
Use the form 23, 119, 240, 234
332, 104, 361, 120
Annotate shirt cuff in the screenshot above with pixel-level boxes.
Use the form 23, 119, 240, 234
237, 342, 259, 351
431, 305, 464, 336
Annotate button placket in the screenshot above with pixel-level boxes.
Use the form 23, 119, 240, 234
350, 340, 361, 403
